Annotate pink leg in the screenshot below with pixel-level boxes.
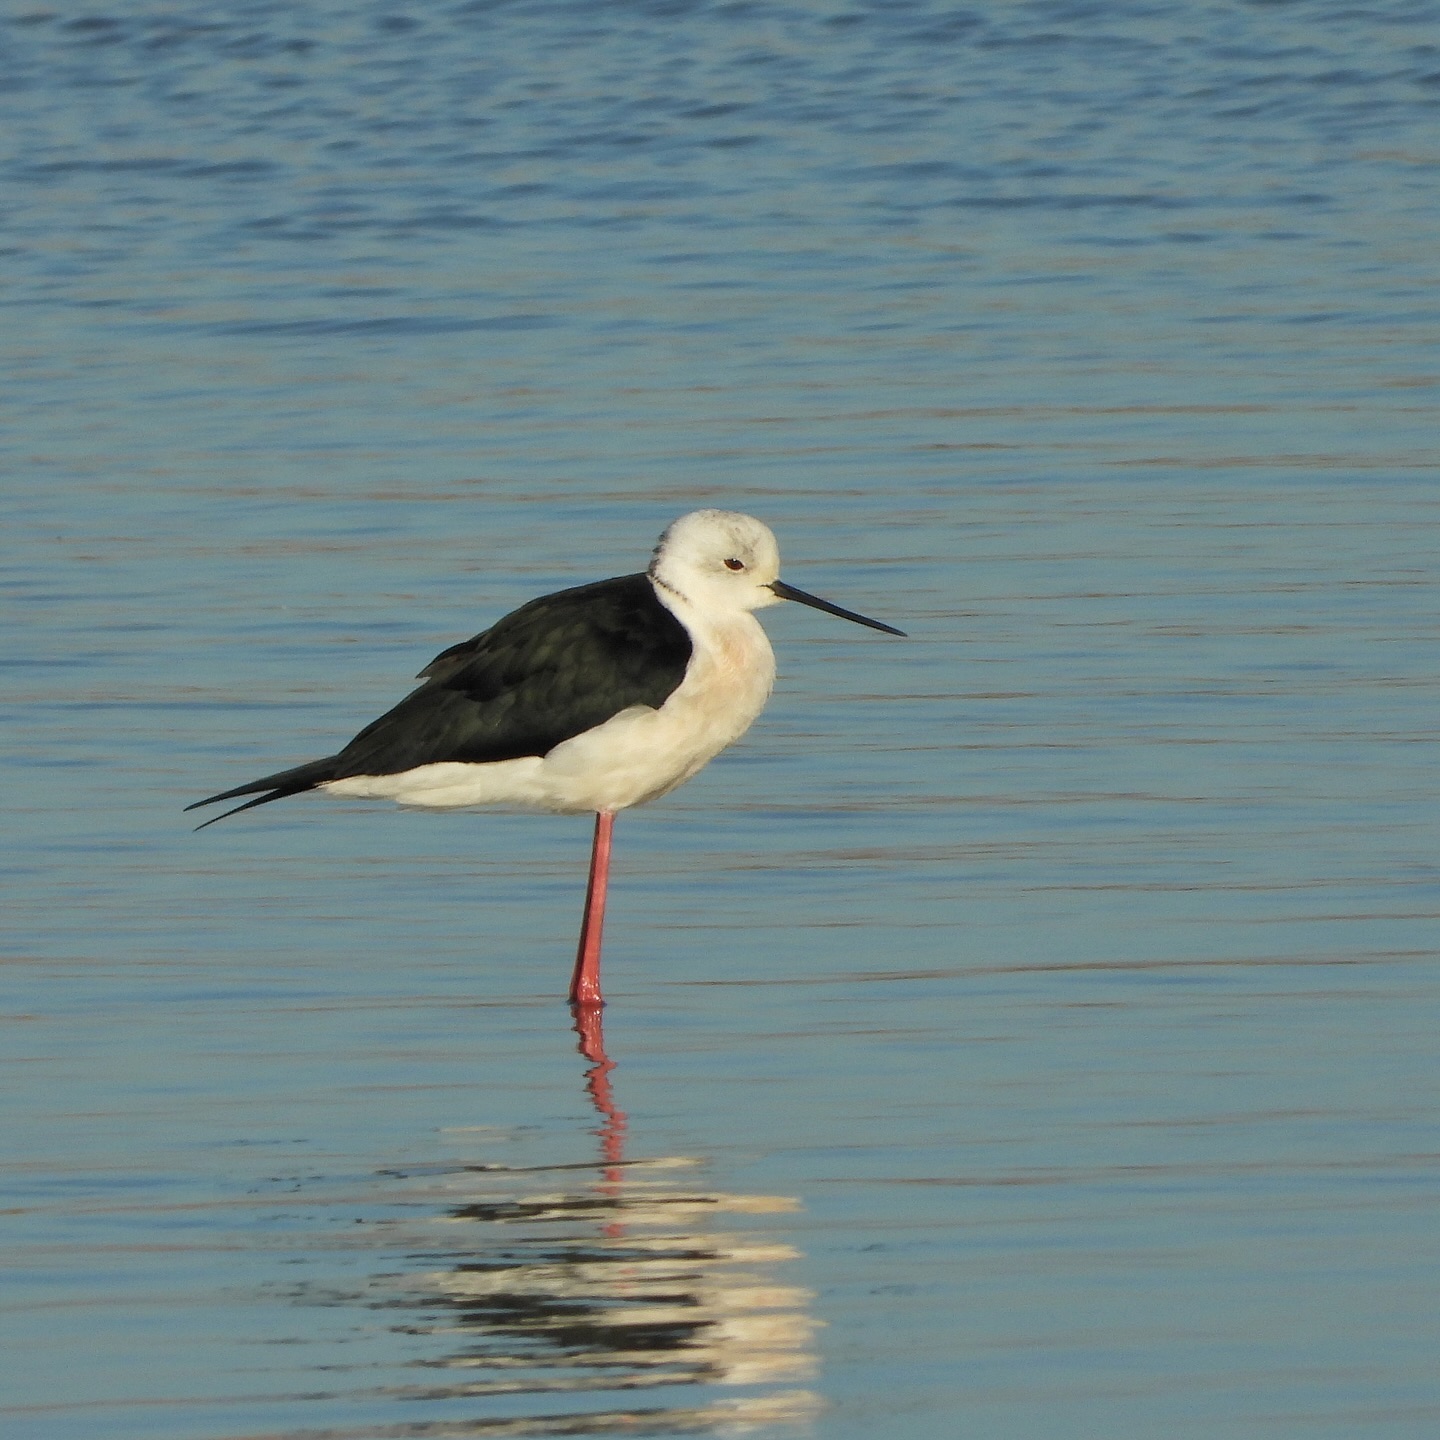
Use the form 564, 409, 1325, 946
569, 810, 614, 1008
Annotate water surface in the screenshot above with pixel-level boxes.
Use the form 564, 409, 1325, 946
4, 3, 1439, 1437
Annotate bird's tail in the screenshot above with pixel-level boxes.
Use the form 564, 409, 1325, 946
185, 756, 341, 830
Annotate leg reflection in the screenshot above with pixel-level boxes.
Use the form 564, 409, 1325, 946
572, 1001, 628, 1181
297, 1015, 823, 1432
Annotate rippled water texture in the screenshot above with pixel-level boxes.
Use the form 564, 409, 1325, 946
5, 3, 1439, 1437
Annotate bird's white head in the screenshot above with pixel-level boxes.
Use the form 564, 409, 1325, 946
649, 508, 908, 637
649, 510, 783, 616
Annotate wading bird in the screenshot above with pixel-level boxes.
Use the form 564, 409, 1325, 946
188, 510, 904, 1007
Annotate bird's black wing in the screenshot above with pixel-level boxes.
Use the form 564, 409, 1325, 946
187, 574, 692, 825
331, 573, 692, 778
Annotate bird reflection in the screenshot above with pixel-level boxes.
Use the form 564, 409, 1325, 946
347, 1009, 821, 1431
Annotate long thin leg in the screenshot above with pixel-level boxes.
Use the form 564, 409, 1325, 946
569, 810, 614, 1007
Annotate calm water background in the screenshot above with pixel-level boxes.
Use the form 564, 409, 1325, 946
4, 2, 1439, 1436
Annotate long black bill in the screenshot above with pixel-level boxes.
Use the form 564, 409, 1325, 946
769, 579, 906, 636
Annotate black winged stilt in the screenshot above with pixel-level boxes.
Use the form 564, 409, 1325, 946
187, 510, 904, 1008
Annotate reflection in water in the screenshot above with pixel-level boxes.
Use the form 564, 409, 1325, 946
317, 1011, 820, 1434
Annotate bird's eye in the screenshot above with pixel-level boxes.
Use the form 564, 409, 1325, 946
724, 557, 745, 572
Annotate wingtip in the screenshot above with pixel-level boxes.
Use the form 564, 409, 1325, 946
185, 782, 256, 813
189, 791, 287, 830
186, 757, 338, 827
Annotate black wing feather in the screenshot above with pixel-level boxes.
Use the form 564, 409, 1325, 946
331, 573, 691, 777
184, 755, 342, 825
188, 573, 692, 823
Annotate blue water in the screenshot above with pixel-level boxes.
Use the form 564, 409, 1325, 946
5, 3, 1440, 1437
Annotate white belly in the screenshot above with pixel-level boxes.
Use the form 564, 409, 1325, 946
321, 614, 776, 815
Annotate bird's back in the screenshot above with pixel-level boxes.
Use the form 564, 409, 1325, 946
330, 573, 694, 779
